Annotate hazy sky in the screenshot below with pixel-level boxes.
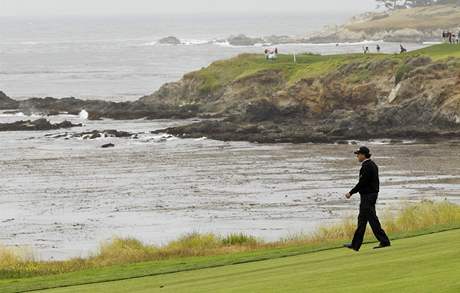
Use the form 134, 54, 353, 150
0, 0, 376, 16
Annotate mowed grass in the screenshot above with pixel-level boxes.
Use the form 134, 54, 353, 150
185, 53, 360, 94
185, 43, 460, 95
411, 43, 460, 60
38, 228, 460, 293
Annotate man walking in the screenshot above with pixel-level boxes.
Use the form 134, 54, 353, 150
344, 146, 391, 251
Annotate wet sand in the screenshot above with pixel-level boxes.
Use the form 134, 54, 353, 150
1, 113, 459, 260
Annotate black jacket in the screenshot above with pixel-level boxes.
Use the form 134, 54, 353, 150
350, 159, 380, 195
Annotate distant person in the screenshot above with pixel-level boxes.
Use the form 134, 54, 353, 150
400, 44, 407, 54
363, 46, 369, 54
265, 48, 277, 61
344, 147, 391, 251
275, 48, 278, 55
446, 32, 454, 44
376, 44, 381, 53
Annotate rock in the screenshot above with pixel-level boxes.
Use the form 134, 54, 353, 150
73, 130, 135, 140
245, 100, 281, 122
101, 143, 115, 148
227, 34, 265, 46
16, 97, 198, 121
0, 118, 82, 131
305, 5, 460, 43
149, 50, 460, 143
158, 36, 182, 45
382, 28, 425, 43
263, 35, 308, 44
0, 91, 19, 109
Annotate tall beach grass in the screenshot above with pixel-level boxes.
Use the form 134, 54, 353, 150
0, 200, 459, 279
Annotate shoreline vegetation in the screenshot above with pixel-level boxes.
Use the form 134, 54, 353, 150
0, 200, 459, 282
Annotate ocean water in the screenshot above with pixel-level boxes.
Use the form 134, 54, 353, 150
0, 13, 425, 101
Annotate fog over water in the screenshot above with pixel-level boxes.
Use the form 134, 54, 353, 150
0, 0, 376, 16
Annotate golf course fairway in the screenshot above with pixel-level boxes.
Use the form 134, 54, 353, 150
34, 229, 460, 293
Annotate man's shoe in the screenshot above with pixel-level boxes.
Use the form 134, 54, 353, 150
373, 243, 391, 249
343, 243, 359, 251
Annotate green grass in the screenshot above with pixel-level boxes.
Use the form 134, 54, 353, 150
30, 228, 460, 293
411, 43, 460, 60
187, 53, 385, 95
184, 43, 460, 96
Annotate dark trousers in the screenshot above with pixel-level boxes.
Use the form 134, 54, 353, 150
351, 193, 390, 251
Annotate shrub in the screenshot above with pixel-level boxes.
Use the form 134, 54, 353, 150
222, 233, 260, 246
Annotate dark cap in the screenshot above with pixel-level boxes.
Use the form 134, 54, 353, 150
354, 146, 371, 155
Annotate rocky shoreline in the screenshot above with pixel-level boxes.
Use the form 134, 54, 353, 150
152, 104, 460, 144
11, 97, 200, 120
2, 44, 460, 143
0, 118, 81, 132
145, 49, 460, 144
0, 91, 19, 110
309, 5, 460, 44
0, 95, 202, 122
154, 32, 432, 47
150, 5, 460, 47
156, 121, 460, 144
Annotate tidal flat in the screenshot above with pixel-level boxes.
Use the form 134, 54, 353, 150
1, 113, 459, 260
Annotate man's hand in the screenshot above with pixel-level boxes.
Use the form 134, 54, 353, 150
345, 192, 352, 199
